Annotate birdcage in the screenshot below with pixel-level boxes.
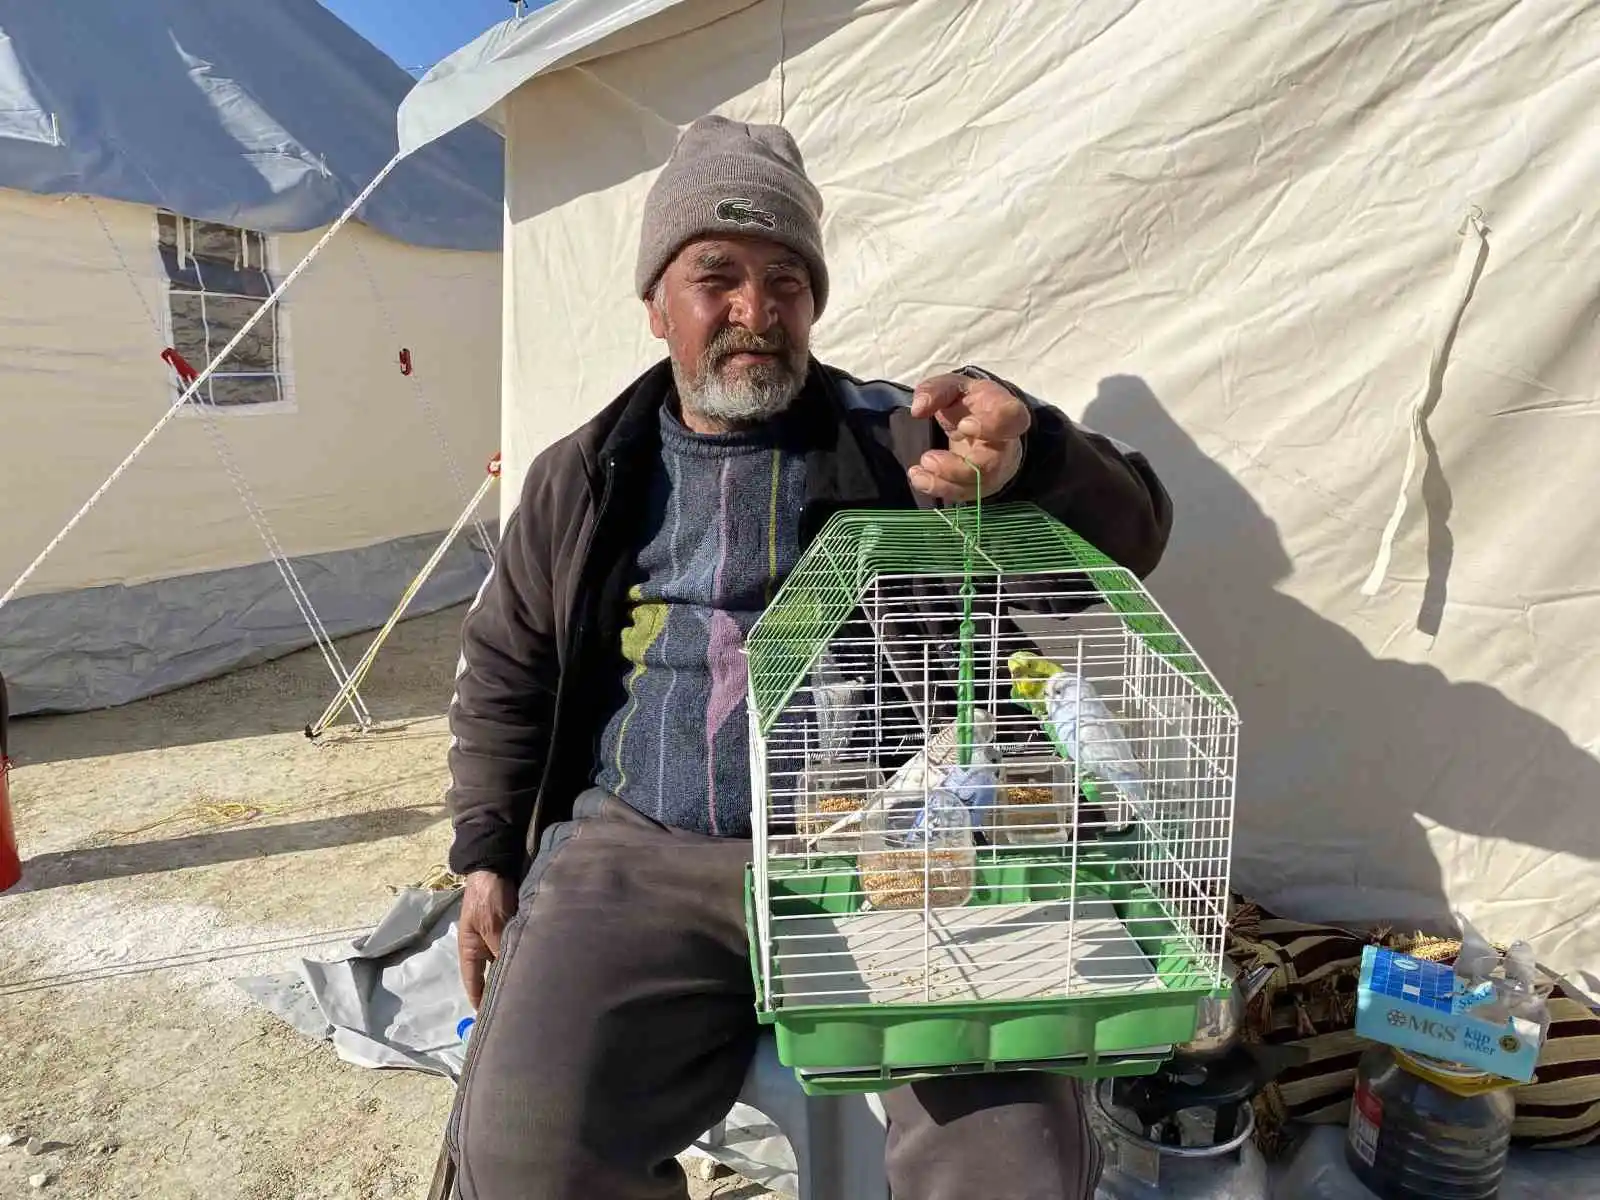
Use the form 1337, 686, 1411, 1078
743, 500, 1239, 1095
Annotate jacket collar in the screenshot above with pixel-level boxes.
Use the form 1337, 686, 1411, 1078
798, 360, 908, 540
595, 359, 674, 473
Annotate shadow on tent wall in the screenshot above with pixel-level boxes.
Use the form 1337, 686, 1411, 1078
4, 604, 468, 766
1082, 375, 1600, 961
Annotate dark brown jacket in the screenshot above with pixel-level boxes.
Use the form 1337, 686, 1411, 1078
446, 359, 1173, 879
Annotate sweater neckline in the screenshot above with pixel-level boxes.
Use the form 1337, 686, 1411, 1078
659, 398, 795, 458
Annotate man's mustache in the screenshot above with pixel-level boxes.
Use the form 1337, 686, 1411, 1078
709, 327, 793, 362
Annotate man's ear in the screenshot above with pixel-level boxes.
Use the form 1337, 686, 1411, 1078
645, 294, 668, 340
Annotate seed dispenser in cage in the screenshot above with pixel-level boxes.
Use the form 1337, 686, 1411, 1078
742, 499, 1239, 1095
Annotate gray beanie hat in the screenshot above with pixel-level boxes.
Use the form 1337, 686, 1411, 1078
636, 115, 828, 315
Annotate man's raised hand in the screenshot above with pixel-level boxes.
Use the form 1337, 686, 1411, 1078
908, 373, 1030, 503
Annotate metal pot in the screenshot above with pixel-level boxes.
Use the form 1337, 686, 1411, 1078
1091, 1078, 1271, 1199
1177, 960, 1275, 1060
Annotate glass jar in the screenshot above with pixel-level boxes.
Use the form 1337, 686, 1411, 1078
1344, 1043, 1514, 1200
796, 760, 881, 854
986, 758, 1074, 847
858, 787, 976, 910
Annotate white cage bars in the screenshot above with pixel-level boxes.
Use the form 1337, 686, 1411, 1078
748, 567, 1239, 1018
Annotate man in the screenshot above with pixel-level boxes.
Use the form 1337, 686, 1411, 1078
444, 115, 1172, 1199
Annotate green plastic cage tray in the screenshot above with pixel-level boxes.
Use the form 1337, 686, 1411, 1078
746, 844, 1220, 1096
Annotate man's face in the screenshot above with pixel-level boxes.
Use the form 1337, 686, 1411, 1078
647, 236, 815, 427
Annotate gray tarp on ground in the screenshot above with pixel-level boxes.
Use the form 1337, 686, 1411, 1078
237, 888, 474, 1080
0, 529, 490, 715
0, 0, 503, 251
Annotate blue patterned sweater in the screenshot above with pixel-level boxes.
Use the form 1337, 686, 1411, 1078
593, 405, 807, 836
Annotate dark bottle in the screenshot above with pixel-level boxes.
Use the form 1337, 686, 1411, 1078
1345, 1043, 1514, 1199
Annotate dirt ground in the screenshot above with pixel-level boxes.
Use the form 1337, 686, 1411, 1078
0, 606, 772, 1199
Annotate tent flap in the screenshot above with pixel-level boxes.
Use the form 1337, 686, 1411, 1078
395, 0, 758, 160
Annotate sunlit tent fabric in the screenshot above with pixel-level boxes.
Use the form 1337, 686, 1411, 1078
0, 0, 506, 714
395, 0, 1600, 986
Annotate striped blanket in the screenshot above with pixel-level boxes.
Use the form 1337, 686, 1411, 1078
1226, 898, 1600, 1153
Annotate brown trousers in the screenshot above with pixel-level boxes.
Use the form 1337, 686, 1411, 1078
447, 791, 1104, 1200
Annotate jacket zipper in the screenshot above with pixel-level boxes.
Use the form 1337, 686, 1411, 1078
575, 455, 619, 649
534, 454, 617, 821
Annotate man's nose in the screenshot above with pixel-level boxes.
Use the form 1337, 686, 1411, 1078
729, 280, 779, 334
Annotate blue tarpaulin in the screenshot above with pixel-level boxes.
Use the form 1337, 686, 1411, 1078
0, 0, 503, 250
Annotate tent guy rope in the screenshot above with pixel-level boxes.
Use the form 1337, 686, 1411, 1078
305, 453, 501, 739
0, 151, 406, 616
73, 194, 376, 727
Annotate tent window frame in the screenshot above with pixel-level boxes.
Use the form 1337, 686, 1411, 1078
157, 211, 295, 413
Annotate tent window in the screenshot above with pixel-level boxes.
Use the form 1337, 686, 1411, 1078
157, 212, 285, 407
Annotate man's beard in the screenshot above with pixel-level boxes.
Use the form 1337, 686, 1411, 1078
671, 325, 808, 427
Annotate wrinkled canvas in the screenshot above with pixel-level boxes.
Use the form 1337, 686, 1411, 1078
401, 0, 1600, 985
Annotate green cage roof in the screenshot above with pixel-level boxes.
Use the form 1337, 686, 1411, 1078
744, 502, 1223, 734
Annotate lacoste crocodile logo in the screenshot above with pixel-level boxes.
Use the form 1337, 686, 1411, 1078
714, 198, 776, 230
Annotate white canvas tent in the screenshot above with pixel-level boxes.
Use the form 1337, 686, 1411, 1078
0, 0, 504, 715
397, 0, 1600, 988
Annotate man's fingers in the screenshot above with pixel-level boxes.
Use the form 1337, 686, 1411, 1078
919, 449, 980, 488
908, 464, 976, 503
911, 449, 987, 502
954, 392, 1031, 442
482, 914, 506, 959
921, 445, 1016, 486
910, 439, 1026, 500
913, 375, 1031, 442
457, 872, 518, 1012
461, 937, 489, 1009
910, 373, 971, 419
459, 909, 507, 1007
